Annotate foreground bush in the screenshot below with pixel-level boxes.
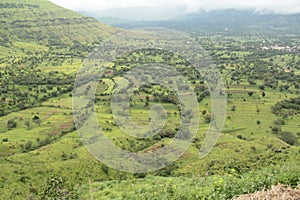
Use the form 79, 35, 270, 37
81, 162, 300, 200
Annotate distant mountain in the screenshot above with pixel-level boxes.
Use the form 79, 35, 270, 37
78, 6, 186, 21
93, 9, 300, 35
174, 9, 300, 34
89, 16, 134, 25
0, 0, 117, 46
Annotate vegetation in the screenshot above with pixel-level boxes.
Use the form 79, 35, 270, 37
81, 163, 300, 199
0, 0, 299, 199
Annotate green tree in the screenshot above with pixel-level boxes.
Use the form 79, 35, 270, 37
24, 121, 30, 129
204, 114, 211, 124
7, 119, 17, 129
231, 105, 236, 112
278, 131, 297, 146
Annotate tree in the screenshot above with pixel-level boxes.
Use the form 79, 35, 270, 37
204, 114, 211, 124
259, 85, 265, 90
271, 125, 281, 133
32, 115, 41, 125
278, 131, 297, 146
145, 95, 150, 102
24, 121, 30, 129
2, 138, 8, 142
231, 105, 236, 112
7, 119, 17, 129
32, 115, 40, 121
24, 140, 32, 152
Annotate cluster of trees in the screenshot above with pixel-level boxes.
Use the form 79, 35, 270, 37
272, 96, 300, 116
270, 97, 300, 145
270, 119, 298, 146
0, 3, 39, 9
0, 56, 75, 115
0, 33, 11, 47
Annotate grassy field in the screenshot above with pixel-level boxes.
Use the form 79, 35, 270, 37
0, 66, 299, 199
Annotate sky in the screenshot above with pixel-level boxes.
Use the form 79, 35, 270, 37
49, 0, 300, 14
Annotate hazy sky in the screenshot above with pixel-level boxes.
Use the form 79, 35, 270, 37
50, 0, 300, 14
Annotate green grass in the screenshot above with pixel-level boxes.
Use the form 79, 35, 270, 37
0, 0, 116, 46
80, 161, 300, 200
1, 83, 299, 199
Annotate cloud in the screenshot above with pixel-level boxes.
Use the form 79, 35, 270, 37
50, 0, 155, 10
49, 0, 300, 14
165, 0, 300, 14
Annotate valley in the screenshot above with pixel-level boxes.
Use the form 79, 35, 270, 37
0, 0, 299, 199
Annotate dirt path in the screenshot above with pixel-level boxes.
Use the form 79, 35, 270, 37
233, 184, 300, 200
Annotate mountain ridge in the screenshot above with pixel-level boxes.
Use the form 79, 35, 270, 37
0, 0, 117, 46
92, 9, 300, 35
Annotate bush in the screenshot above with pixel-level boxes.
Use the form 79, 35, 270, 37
81, 163, 300, 200
259, 85, 265, 90
7, 119, 17, 129
39, 176, 79, 199
237, 135, 246, 140
271, 125, 281, 133
231, 105, 236, 112
2, 138, 8, 142
158, 129, 176, 138
274, 118, 285, 125
204, 114, 211, 123
278, 131, 297, 146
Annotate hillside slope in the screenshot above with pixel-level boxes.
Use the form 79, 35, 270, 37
0, 0, 116, 46
0, 0, 117, 115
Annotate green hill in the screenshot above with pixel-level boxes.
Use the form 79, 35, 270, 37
0, 0, 117, 116
0, 0, 116, 46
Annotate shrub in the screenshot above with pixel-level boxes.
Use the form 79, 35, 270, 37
259, 85, 265, 90
204, 114, 211, 123
231, 105, 236, 112
2, 138, 8, 142
278, 131, 297, 146
158, 129, 176, 138
7, 119, 17, 129
274, 118, 285, 125
39, 176, 79, 199
237, 135, 246, 140
271, 125, 281, 133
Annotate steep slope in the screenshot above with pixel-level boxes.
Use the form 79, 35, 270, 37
0, 0, 116, 46
0, 0, 117, 115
